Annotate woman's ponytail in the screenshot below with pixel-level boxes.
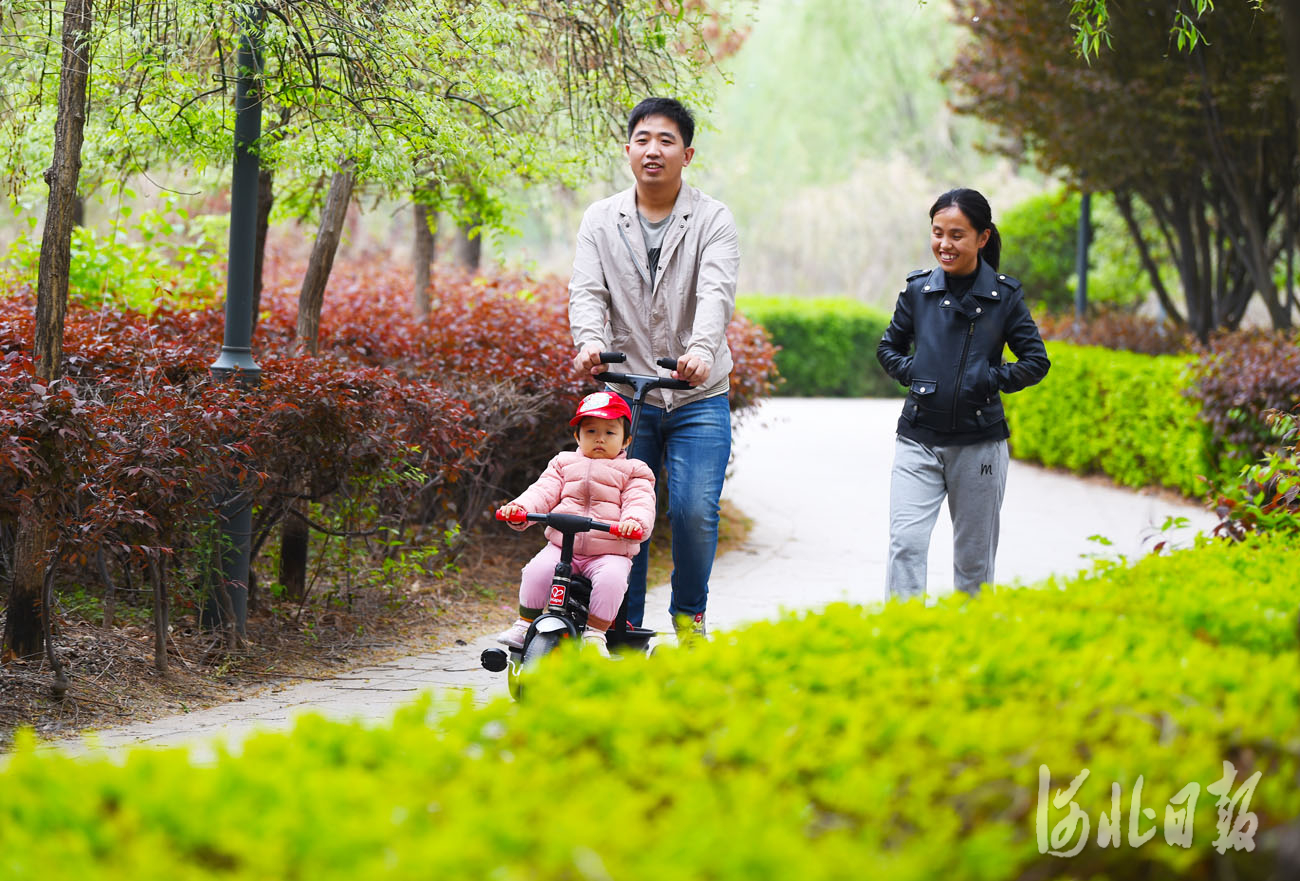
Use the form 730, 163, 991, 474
983, 221, 1001, 271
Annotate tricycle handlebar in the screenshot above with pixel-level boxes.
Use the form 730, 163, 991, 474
495, 509, 643, 542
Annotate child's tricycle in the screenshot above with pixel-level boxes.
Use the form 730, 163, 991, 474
479, 353, 691, 696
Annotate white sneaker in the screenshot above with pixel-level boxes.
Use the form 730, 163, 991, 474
582, 628, 610, 658
495, 619, 530, 649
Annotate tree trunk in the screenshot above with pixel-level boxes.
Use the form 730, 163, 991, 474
413, 195, 437, 316
282, 161, 354, 600
455, 212, 482, 271
279, 501, 309, 602
149, 555, 168, 675
5, 0, 92, 663
96, 547, 116, 628
1279, 4, 1300, 131
1114, 191, 1183, 324
251, 165, 274, 331
294, 159, 356, 354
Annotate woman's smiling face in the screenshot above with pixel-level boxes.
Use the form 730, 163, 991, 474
931, 204, 991, 277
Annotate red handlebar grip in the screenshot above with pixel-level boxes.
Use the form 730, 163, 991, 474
496, 510, 527, 524
611, 525, 644, 541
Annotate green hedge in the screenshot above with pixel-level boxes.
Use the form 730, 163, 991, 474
1003, 342, 1234, 497
3, 534, 1299, 879
736, 295, 901, 397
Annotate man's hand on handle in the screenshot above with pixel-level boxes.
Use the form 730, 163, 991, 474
674, 353, 711, 386
573, 342, 608, 377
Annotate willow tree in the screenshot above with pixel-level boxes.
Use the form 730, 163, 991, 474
0, 0, 734, 651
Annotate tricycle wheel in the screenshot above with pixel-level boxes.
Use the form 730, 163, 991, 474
522, 630, 563, 667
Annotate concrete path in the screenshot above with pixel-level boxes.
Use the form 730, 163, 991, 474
47, 398, 1217, 758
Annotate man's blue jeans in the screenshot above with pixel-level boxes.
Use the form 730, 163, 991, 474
622, 393, 731, 626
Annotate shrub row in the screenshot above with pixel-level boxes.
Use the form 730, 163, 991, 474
3, 532, 1298, 879
1003, 333, 1300, 499
1002, 342, 1231, 497
735, 294, 900, 397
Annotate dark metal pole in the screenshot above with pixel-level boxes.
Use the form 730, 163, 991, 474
1074, 191, 1092, 321
208, 3, 265, 634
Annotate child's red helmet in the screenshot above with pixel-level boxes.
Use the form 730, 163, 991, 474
569, 391, 632, 426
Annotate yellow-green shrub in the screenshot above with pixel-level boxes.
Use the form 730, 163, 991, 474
1003, 342, 1233, 496
2, 535, 1298, 879
736, 295, 899, 397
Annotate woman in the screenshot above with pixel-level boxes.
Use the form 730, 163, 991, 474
876, 188, 1050, 600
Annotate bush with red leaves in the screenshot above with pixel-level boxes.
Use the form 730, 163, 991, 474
1190, 330, 1300, 464
1036, 308, 1195, 356
0, 259, 777, 622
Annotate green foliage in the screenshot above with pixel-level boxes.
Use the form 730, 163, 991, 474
1, 193, 227, 311
4, 533, 1300, 878
1069, 0, 1223, 58
1002, 342, 1231, 496
999, 188, 1080, 312
1001, 190, 1148, 314
736, 294, 899, 397
1213, 409, 1300, 540
0, 1, 726, 232
1079, 194, 1173, 311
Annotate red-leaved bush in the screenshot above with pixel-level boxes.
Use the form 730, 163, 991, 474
1037, 308, 1195, 356
0, 258, 777, 627
1190, 330, 1300, 461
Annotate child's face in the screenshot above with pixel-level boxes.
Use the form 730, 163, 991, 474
575, 417, 628, 460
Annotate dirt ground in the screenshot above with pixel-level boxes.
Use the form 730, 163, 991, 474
0, 503, 749, 748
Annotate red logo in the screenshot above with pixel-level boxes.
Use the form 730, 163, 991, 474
549, 583, 566, 606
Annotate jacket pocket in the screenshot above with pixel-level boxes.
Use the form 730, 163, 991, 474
971, 399, 1005, 429
902, 379, 938, 423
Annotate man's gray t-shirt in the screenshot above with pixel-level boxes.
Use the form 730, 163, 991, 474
639, 212, 673, 285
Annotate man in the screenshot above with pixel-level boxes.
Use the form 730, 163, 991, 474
568, 96, 740, 641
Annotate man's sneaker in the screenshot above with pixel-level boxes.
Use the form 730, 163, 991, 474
495, 619, 530, 649
582, 628, 611, 658
673, 612, 707, 645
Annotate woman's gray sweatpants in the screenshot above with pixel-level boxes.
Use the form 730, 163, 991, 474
887, 435, 1009, 601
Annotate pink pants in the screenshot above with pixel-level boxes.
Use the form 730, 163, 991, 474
519, 543, 632, 630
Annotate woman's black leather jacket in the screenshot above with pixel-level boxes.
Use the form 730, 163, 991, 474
876, 260, 1050, 435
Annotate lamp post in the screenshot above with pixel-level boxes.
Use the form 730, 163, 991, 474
1074, 190, 1092, 321
208, 3, 265, 635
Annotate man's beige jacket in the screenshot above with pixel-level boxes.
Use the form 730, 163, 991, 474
568, 182, 740, 410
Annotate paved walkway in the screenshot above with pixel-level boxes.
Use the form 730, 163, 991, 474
47, 398, 1217, 758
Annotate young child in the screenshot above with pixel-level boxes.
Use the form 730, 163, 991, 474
876, 188, 1050, 601
495, 391, 656, 657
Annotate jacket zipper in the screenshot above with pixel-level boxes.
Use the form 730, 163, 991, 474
578, 457, 595, 555
952, 321, 975, 431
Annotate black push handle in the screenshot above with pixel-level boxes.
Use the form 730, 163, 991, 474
656, 357, 679, 371
599, 352, 627, 364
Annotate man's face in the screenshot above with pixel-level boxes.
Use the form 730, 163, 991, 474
625, 114, 694, 190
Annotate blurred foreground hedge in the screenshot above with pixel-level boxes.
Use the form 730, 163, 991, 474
736, 294, 899, 397
4, 533, 1298, 879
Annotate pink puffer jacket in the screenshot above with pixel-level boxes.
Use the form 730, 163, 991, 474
509, 451, 656, 557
